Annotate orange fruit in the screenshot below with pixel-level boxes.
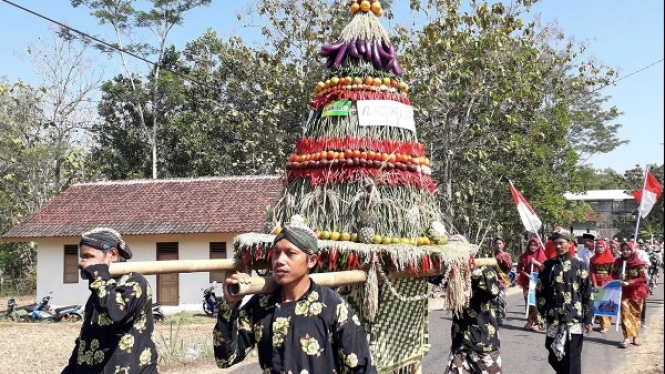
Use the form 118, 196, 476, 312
371, 1, 381, 13
350, 2, 360, 14
360, 0, 371, 12
365, 76, 373, 85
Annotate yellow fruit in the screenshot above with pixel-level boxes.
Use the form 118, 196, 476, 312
350, 233, 358, 242
330, 231, 341, 241
330, 77, 340, 86
410, 238, 418, 245
438, 234, 449, 245
340, 232, 351, 241
391, 237, 400, 244
272, 226, 283, 235
382, 77, 391, 86
372, 78, 382, 86
321, 231, 331, 240
353, 77, 362, 85
423, 237, 431, 245
382, 236, 392, 245
400, 237, 410, 244
360, 0, 371, 12
372, 235, 383, 244
399, 82, 408, 91
371, 1, 381, 13
316, 81, 325, 91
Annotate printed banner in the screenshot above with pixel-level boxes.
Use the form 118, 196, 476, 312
321, 100, 352, 117
356, 100, 415, 132
527, 272, 538, 306
593, 280, 622, 318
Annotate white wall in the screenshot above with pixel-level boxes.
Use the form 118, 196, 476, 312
36, 233, 236, 308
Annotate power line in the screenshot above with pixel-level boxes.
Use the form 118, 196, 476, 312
1, 0, 208, 87
592, 58, 664, 92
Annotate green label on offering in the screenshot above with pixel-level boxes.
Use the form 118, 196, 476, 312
321, 100, 352, 117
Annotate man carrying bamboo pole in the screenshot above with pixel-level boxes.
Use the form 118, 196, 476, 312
213, 223, 377, 373
62, 228, 158, 374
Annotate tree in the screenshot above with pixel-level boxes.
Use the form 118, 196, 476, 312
0, 79, 87, 294
70, 0, 212, 179
390, 0, 623, 243
24, 28, 103, 188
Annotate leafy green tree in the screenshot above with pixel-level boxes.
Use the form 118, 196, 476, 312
391, 0, 623, 243
0, 79, 88, 294
70, 0, 212, 179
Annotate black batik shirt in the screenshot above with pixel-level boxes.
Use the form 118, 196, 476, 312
213, 280, 377, 374
449, 265, 502, 353
536, 253, 594, 326
62, 264, 158, 374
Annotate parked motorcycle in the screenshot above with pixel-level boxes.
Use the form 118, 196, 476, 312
202, 282, 222, 316
152, 302, 165, 323
24, 294, 83, 323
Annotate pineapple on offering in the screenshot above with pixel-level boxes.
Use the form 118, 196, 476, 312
357, 211, 378, 244
427, 220, 449, 244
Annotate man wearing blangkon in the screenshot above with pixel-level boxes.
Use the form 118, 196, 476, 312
213, 222, 377, 373
62, 228, 158, 374
536, 231, 593, 374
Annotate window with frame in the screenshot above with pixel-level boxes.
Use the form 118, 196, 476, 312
63, 245, 79, 284
209, 242, 227, 283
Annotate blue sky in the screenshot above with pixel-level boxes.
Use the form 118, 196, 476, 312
1, 0, 662, 173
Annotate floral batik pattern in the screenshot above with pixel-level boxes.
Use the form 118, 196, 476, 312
536, 253, 594, 328
61, 263, 158, 374
213, 280, 377, 374
449, 265, 501, 355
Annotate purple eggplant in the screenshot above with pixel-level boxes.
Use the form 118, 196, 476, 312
376, 40, 393, 62
334, 43, 349, 68
362, 39, 372, 61
383, 40, 395, 55
371, 40, 383, 69
325, 57, 335, 69
393, 61, 403, 76
384, 58, 396, 72
356, 38, 367, 55
319, 39, 346, 57
348, 37, 360, 59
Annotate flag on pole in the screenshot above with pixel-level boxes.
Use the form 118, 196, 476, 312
631, 171, 663, 218
509, 181, 542, 234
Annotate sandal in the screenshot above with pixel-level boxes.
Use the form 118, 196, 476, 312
619, 340, 630, 349
599, 329, 608, 334
632, 337, 642, 346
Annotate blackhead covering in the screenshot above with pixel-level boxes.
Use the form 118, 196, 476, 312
582, 233, 595, 241
80, 227, 132, 260
550, 231, 572, 242
273, 223, 319, 255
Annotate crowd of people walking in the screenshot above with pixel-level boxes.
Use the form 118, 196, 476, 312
464, 228, 664, 374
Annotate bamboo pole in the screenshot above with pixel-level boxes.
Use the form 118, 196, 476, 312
228, 258, 497, 296
109, 259, 237, 277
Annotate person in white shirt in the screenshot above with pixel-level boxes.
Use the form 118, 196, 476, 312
578, 233, 595, 270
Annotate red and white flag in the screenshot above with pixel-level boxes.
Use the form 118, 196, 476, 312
509, 181, 542, 233
632, 171, 663, 218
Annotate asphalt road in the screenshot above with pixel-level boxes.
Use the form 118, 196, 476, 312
424, 273, 664, 374
225, 273, 664, 374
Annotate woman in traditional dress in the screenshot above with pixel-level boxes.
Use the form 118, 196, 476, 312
516, 237, 547, 331
612, 241, 648, 348
589, 239, 615, 333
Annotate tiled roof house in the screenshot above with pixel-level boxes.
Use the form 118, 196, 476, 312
2, 176, 283, 307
